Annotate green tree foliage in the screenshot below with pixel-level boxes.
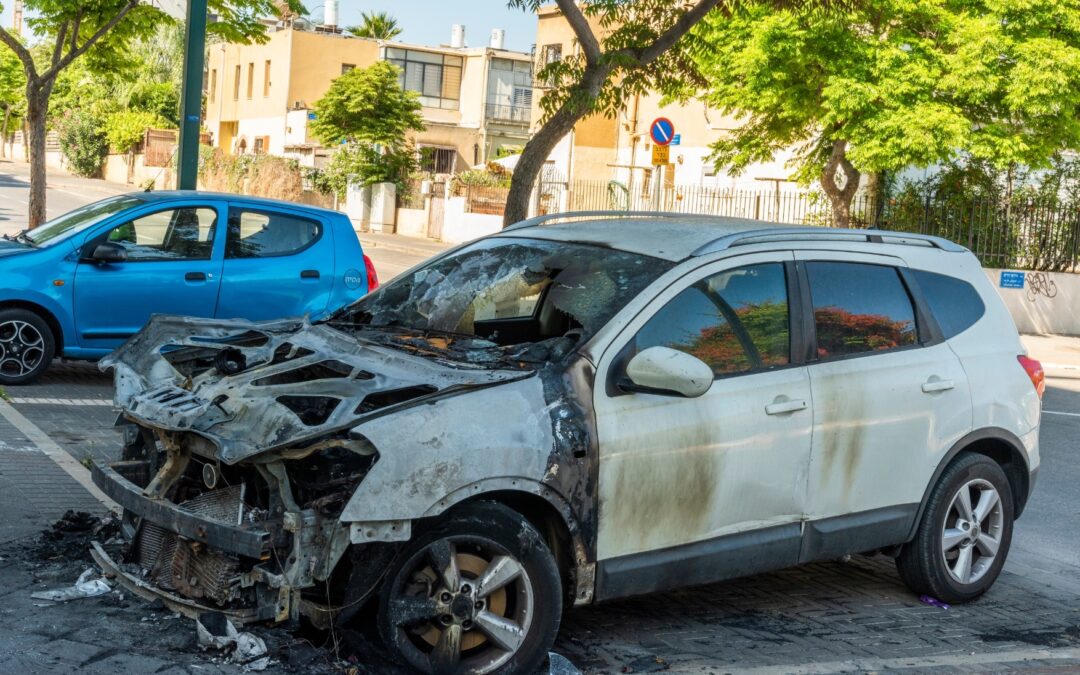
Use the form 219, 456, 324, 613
311, 61, 424, 195
104, 110, 174, 153
346, 11, 403, 40
692, 1, 1080, 227
0, 42, 24, 157
311, 61, 424, 146
0, 0, 305, 227
56, 110, 107, 177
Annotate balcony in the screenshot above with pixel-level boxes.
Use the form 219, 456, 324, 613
485, 103, 531, 125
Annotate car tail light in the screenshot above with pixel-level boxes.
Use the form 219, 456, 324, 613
363, 254, 379, 292
1017, 355, 1045, 398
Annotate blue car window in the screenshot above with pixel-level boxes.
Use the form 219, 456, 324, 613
226, 210, 320, 258
103, 207, 217, 261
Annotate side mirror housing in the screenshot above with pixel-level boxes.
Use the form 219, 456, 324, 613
621, 346, 714, 398
86, 241, 127, 264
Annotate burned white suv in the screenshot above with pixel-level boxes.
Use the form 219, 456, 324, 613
92, 213, 1043, 674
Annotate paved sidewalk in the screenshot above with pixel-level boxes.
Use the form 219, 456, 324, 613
356, 229, 454, 258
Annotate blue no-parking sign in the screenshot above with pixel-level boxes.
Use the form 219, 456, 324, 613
1000, 271, 1025, 289
650, 118, 675, 146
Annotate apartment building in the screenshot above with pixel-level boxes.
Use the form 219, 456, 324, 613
203, 21, 534, 172
532, 5, 799, 194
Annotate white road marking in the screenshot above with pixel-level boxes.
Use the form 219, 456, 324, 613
9, 397, 114, 407
730, 646, 1080, 674
1043, 409, 1080, 418
0, 398, 118, 511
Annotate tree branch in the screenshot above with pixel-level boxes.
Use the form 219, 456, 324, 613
554, 0, 601, 65
69, 10, 84, 59
51, 23, 69, 68
42, 0, 140, 82
0, 26, 37, 81
639, 0, 723, 65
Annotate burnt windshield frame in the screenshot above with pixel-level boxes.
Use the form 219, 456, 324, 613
328, 237, 674, 343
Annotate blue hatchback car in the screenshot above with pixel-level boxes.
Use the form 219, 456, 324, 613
0, 191, 378, 385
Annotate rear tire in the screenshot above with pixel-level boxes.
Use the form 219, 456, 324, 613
377, 501, 562, 675
0, 308, 54, 386
896, 454, 1014, 603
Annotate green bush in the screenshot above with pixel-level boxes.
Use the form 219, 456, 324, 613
321, 141, 418, 199
56, 110, 107, 178
198, 148, 304, 201
104, 110, 173, 154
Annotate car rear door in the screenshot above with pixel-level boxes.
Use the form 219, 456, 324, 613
215, 204, 335, 321
73, 202, 225, 352
794, 251, 971, 561
592, 252, 814, 598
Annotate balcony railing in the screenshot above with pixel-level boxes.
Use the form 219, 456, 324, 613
485, 103, 531, 124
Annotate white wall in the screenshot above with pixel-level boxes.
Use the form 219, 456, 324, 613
985, 268, 1080, 336
441, 197, 503, 244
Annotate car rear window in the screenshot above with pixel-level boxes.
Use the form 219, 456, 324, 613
911, 269, 985, 339
806, 262, 918, 359
227, 210, 320, 258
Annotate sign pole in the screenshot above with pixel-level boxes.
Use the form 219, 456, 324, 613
177, 0, 208, 190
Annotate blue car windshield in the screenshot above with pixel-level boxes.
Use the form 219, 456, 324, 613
24, 195, 143, 247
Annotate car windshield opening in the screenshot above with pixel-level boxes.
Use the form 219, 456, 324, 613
329, 237, 673, 362
25, 195, 144, 246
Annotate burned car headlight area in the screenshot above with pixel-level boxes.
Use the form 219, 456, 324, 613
89, 237, 673, 667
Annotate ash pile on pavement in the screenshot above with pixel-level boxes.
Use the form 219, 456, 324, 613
0, 511, 408, 674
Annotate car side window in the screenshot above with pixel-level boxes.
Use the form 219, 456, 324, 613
226, 209, 320, 259
806, 261, 917, 359
634, 263, 790, 377
911, 269, 985, 339
102, 207, 217, 261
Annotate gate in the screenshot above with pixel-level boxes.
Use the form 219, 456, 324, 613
427, 180, 446, 240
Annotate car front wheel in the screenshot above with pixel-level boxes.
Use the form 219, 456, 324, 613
0, 308, 54, 386
896, 453, 1014, 603
378, 501, 563, 675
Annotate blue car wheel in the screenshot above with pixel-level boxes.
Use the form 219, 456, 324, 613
0, 308, 54, 386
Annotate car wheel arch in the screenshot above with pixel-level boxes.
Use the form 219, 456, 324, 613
0, 299, 64, 357
420, 480, 589, 605
906, 427, 1031, 543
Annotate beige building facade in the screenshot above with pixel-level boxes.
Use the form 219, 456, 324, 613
204, 24, 534, 172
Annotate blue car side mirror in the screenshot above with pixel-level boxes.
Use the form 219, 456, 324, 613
86, 241, 128, 264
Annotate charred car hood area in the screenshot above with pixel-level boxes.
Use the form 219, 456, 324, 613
89, 313, 598, 626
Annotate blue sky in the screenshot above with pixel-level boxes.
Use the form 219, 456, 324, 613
0, 2, 540, 54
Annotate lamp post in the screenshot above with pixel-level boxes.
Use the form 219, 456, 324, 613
177, 0, 208, 190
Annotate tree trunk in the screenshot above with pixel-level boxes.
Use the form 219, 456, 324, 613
0, 105, 9, 159
503, 66, 611, 227
26, 85, 50, 229
820, 139, 861, 229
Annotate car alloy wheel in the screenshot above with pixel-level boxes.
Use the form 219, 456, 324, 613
0, 319, 45, 379
388, 536, 535, 674
940, 478, 1004, 585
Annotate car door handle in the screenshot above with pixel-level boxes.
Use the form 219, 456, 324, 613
765, 398, 808, 416
300, 270, 320, 279
922, 377, 956, 393
185, 272, 207, 282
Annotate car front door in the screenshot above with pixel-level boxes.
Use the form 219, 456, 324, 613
73, 203, 224, 352
215, 205, 335, 321
592, 252, 814, 599
795, 252, 971, 561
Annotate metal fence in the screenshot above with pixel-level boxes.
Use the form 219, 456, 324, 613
454, 183, 511, 216
534, 180, 1080, 271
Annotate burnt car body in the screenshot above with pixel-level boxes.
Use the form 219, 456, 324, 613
91, 212, 1040, 674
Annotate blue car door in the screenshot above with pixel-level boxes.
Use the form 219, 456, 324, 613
73, 203, 225, 352
214, 204, 335, 321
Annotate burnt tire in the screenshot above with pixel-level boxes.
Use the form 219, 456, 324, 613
896, 453, 1014, 604
0, 308, 54, 386
377, 501, 563, 675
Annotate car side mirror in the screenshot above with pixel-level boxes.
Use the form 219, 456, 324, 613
621, 346, 714, 398
86, 241, 127, 264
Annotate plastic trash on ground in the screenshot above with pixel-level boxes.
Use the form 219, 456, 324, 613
549, 651, 583, 675
30, 568, 111, 602
196, 612, 271, 671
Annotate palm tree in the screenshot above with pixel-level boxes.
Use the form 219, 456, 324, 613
346, 11, 403, 40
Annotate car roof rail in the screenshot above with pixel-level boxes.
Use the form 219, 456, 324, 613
504, 210, 745, 231
692, 227, 968, 256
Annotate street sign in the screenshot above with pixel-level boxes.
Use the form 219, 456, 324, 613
650, 117, 675, 146
652, 144, 670, 166
671, 134, 681, 146
1000, 271, 1025, 289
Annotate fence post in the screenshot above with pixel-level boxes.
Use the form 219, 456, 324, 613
754, 194, 761, 220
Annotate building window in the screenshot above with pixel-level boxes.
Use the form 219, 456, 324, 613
385, 48, 462, 110
341, 63, 355, 74
246, 62, 254, 99
209, 69, 217, 103
485, 58, 533, 124
263, 60, 271, 97
419, 146, 456, 174
233, 65, 241, 100
539, 44, 562, 86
